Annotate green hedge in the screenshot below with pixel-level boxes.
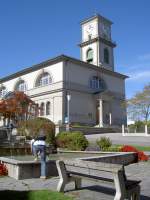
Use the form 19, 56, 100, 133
56, 131, 88, 151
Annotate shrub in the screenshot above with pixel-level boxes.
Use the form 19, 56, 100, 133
107, 146, 121, 152
56, 131, 88, 151
96, 137, 112, 151
121, 145, 149, 161
0, 163, 8, 176
56, 132, 72, 148
17, 117, 55, 145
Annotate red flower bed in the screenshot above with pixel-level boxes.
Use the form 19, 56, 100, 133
121, 145, 149, 161
0, 163, 8, 176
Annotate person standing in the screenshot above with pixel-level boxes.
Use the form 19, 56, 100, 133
33, 129, 47, 179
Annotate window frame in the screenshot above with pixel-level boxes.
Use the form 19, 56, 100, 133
86, 48, 93, 64
35, 72, 52, 87
104, 48, 109, 64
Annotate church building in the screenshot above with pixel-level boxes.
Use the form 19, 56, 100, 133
0, 14, 127, 127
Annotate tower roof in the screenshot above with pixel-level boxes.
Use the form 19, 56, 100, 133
80, 14, 113, 25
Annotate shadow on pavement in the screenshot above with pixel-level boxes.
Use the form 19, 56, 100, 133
67, 185, 150, 200
67, 185, 115, 196
140, 196, 150, 200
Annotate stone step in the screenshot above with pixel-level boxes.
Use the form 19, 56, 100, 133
70, 127, 120, 135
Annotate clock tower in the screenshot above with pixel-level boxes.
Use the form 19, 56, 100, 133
79, 14, 116, 71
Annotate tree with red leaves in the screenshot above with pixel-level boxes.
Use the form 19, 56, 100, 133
0, 91, 38, 126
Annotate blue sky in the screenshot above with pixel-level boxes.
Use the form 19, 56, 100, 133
0, 0, 150, 98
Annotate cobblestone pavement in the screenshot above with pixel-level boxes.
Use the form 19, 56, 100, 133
0, 161, 150, 200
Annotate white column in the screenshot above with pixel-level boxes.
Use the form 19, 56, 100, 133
145, 124, 148, 136
122, 124, 125, 136
66, 94, 71, 131
99, 99, 103, 127
109, 113, 112, 126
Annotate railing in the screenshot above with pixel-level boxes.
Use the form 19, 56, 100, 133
122, 124, 150, 136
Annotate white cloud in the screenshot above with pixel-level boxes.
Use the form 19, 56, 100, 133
117, 62, 150, 76
138, 53, 150, 61
127, 70, 150, 81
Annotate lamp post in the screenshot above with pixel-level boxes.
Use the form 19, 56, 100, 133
66, 93, 71, 131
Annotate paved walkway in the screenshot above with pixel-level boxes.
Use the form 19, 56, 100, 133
0, 161, 150, 200
86, 133, 150, 147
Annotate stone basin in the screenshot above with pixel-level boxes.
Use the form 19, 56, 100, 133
0, 151, 137, 180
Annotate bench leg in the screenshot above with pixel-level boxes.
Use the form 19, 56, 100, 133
56, 160, 81, 192
129, 185, 140, 200
56, 160, 69, 192
75, 178, 82, 189
113, 170, 126, 200
57, 179, 66, 192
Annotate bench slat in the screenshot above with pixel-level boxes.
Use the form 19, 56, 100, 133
68, 171, 114, 184
64, 159, 123, 173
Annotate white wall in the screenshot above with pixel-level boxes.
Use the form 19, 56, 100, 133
32, 91, 63, 124
0, 62, 64, 125
0, 62, 63, 93
64, 61, 125, 95
64, 61, 126, 125
69, 91, 95, 124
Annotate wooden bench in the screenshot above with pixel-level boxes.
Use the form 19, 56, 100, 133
56, 159, 141, 200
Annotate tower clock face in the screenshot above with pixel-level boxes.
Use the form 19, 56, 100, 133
86, 24, 94, 34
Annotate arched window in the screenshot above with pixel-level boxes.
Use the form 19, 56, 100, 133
90, 76, 106, 91
40, 102, 45, 116
86, 49, 93, 64
104, 48, 109, 64
46, 101, 50, 115
0, 86, 7, 98
35, 72, 52, 87
15, 80, 27, 92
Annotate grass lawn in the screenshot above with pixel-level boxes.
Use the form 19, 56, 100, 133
0, 190, 74, 200
112, 144, 150, 152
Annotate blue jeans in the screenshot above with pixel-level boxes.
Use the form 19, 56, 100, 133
32, 144, 35, 155
34, 145, 46, 177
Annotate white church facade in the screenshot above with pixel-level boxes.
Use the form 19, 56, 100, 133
0, 14, 127, 127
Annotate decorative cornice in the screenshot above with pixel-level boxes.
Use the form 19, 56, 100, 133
79, 36, 116, 48
29, 88, 64, 98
